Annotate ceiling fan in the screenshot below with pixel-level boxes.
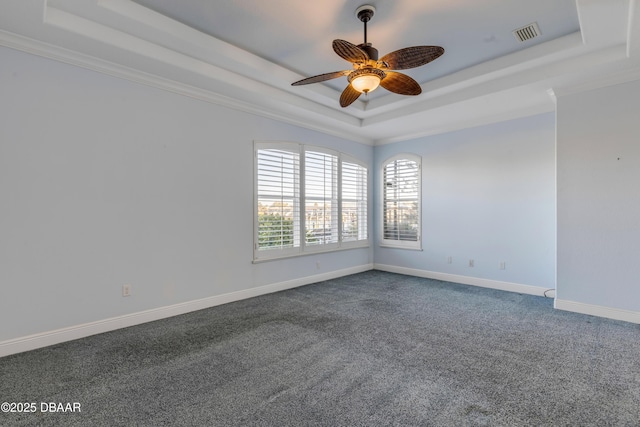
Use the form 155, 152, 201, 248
292, 4, 444, 107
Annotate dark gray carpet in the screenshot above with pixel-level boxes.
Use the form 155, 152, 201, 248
2, 270, 640, 426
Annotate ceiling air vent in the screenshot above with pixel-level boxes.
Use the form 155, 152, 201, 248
513, 22, 541, 42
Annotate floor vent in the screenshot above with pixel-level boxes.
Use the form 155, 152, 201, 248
513, 22, 541, 42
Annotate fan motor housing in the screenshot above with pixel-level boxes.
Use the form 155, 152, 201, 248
358, 43, 379, 61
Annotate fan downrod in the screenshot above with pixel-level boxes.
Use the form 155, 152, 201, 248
355, 5, 378, 59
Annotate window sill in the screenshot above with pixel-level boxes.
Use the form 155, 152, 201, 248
379, 244, 423, 251
252, 242, 370, 263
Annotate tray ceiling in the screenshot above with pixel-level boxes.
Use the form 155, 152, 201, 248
1, 0, 640, 144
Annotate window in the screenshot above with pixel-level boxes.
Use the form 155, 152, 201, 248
341, 159, 368, 243
255, 144, 300, 257
305, 150, 338, 249
381, 154, 421, 249
255, 142, 368, 261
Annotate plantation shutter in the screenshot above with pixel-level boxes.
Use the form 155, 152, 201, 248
382, 156, 421, 247
304, 150, 338, 247
341, 160, 368, 242
254, 142, 369, 261
255, 146, 300, 256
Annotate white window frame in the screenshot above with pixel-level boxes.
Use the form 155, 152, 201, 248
380, 153, 422, 250
340, 155, 369, 249
254, 142, 369, 262
254, 142, 301, 260
303, 147, 340, 253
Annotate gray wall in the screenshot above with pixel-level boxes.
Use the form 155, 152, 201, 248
373, 114, 557, 289
557, 79, 640, 313
0, 46, 373, 342
4, 41, 639, 349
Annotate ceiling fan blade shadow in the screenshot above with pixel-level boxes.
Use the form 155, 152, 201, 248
339, 84, 362, 107
292, 70, 351, 86
379, 46, 444, 70
333, 39, 369, 64
380, 72, 422, 95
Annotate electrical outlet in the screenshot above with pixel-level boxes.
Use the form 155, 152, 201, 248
447, 256, 452, 264
500, 261, 506, 270
469, 259, 474, 268
122, 284, 132, 297
316, 261, 321, 270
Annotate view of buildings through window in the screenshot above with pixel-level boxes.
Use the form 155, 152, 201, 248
255, 143, 367, 260
256, 147, 299, 250
304, 150, 338, 245
341, 160, 368, 242
382, 156, 420, 246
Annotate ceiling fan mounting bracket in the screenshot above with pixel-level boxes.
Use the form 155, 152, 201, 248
355, 5, 375, 23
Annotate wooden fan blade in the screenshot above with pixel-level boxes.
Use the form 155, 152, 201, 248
333, 39, 369, 64
380, 71, 422, 95
339, 84, 362, 107
379, 46, 444, 70
292, 70, 351, 86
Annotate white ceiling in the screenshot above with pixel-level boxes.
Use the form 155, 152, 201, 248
1, 0, 639, 145
132, 0, 580, 95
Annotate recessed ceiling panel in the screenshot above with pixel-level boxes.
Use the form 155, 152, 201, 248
133, 0, 580, 98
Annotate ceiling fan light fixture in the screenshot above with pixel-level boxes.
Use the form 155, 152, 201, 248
291, 3, 444, 107
348, 68, 385, 93
351, 74, 380, 93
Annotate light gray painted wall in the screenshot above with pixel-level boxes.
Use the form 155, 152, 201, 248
373, 114, 557, 288
0, 46, 373, 342
12, 40, 625, 344
557, 80, 640, 312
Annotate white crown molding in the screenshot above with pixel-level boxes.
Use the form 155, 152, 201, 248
373, 102, 555, 146
552, 58, 640, 98
2, 0, 640, 144
45, 2, 371, 115
0, 29, 374, 145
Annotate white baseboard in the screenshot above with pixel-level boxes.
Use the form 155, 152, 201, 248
6, 264, 637, 358
374, 264, 640, 324
0, 264, 373, 358
373, 263, 549, 296
555, 299, 640, 324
